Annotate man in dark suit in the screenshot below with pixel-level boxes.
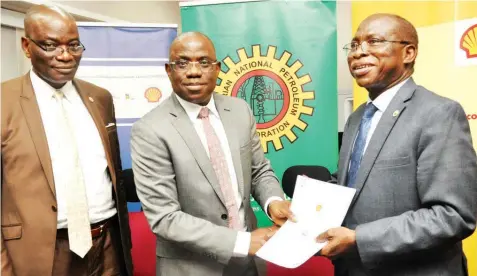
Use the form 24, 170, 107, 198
317, 13, 477, 276
1, 5, 133, 275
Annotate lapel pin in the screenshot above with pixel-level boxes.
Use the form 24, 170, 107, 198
88, 97, 94, 103
393, 110, 400, 117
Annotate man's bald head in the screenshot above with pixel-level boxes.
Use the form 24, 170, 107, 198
169, 32, 216, 60
360, 13, 418, 48
24, 5, 76, 37
165, 31, 220, 106
21, 4, 82, 89
348, 13, 418, 97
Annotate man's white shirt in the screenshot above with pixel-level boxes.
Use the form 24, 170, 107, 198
363, 78, 410, 153
31, 70, 116, 229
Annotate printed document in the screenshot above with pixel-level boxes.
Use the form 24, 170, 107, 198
256, 175, 356, 268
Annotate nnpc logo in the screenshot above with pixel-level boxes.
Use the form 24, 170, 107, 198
216, 45, 315, 153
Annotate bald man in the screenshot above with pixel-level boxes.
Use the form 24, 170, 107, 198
315, 13, 477, 276
1, 5, 133, 276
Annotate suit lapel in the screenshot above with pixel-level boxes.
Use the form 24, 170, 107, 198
20, 74, 56, 197
338, 106, 365, 187
350, 79, 417, 205
73, 80, 117, 190
215, 94, 245, 197
169, 95, 226, 205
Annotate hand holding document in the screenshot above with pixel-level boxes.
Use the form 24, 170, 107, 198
256, 176, 356, 268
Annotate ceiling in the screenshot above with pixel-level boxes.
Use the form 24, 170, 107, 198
1, 1, 102, 22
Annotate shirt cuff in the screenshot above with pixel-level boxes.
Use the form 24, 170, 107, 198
264, 197, 284, 220
232, 231, 251, 257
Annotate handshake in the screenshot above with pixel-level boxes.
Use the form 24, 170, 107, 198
248, 200, 294, 255
248, 200, 357, 260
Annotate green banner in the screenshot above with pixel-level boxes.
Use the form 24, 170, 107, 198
181, 0, 338, 227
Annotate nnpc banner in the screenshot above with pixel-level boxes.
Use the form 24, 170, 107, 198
181, 0, 338, 226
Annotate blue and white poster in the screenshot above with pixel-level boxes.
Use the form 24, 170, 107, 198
76, 23, 177, 211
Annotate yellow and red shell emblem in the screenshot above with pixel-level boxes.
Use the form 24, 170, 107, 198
460, 23, 477, 59
144, 87, 162, 102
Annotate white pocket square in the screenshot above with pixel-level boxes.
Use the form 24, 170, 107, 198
106, 123, 116, 128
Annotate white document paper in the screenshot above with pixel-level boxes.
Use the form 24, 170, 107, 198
256, 175, 356, 268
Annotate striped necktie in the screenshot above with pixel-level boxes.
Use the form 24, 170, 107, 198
198, 107, 241, 230
346, 102, 378, 188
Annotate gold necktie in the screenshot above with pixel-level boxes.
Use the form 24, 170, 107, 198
54, 90, 92, 258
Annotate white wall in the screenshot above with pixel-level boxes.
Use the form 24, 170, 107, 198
1, 25, 20, 81
52, 1, 180, 26
336, 1, 354, 132
1, 9, 31, 81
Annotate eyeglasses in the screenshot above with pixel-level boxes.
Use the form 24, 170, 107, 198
343, 38, 410, 55
169, 59, 219, 73
27, 37, 86, 56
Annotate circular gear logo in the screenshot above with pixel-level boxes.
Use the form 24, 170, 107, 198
216, 45, 315, 153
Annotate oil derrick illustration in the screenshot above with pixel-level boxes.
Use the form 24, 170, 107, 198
251, 76, 267, 123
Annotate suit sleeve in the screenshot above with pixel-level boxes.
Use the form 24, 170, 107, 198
329, 116, 352, 185
355, 101, 477, 268
244, 103, 285, 207
1, 235, 15, 276
105, 91, 139, 203
130, 120, 237, 265
1, 161, 15, 276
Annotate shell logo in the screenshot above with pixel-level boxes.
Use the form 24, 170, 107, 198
460, 24, 477, 59
144, 87, 162, 102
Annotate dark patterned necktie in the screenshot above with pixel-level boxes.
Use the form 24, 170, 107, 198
198, 107, 241, 229
346, 103, 378, 188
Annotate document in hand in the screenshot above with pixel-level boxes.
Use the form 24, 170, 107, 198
256, 175, 356, 268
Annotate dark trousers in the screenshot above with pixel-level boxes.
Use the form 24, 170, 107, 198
223, 256, 259, 276
52, 227, 121, 276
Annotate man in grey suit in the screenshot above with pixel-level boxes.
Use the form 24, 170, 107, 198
316, 14, 477, 276
131, 32, 293, 276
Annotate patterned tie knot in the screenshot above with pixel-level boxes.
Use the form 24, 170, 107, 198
198, 107, 210, 119
363, 102, 378, 120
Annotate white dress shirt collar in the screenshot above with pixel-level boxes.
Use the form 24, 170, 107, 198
367, 77, 410, 112
30, 69, 76, 102
175, 93, 220, 120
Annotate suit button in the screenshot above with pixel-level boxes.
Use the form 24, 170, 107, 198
51, 206, 57, 212
221, 214, 228, 220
